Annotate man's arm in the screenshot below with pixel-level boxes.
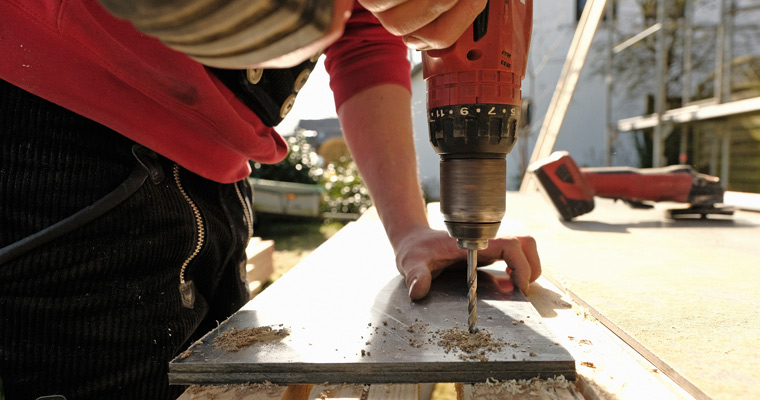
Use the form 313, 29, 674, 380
337, 84, 541, 299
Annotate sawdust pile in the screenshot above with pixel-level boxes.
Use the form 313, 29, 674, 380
435, 326, 506, 361
179, 339, 204, 359
185, 381, 281, 397
213, 326, 289, 352
318, 383, 370, 399
462, 376, 573, 398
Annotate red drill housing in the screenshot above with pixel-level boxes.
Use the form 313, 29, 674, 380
424, 0, 532, 110
423, 0, 533, 247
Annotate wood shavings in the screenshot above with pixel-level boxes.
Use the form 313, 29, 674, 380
435, 326, 506, 361
179, 339, 204, 359
318, 383, 368, 399
185, 381, 280, 397
213, 326, 289, 352
478, 376, 571, 396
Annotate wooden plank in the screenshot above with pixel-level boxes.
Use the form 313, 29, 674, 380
169, 212, 575, 385
497, 193, 760, 399
527, 277, 693, 400
282, 384, 314, 400
246, 237, 274, 297
724, 190, 760, 211
175, 193, 724, 399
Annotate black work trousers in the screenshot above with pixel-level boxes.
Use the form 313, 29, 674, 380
0, 79, 252, 399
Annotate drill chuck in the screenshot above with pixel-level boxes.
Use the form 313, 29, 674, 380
440, 158, 506, 249
429, 103, 519, 248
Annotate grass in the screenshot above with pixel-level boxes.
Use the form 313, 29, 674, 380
253, 214, 345, 282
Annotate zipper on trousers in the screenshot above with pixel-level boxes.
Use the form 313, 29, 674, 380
173, 164, 204, 309
234, 181, 253, 245
233, 180, 254, 292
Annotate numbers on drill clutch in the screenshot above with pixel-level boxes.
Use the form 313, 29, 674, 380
427, 104, 521, 150
430, 105, 510, 119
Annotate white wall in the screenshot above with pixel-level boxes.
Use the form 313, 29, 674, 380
410, 66, 441, 200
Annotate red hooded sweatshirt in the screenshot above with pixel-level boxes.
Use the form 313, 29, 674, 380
0, 0, 411, 183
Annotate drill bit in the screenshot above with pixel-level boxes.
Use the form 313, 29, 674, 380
467, 249, 478, 333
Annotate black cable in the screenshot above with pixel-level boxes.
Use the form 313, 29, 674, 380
0, 161, 149, 265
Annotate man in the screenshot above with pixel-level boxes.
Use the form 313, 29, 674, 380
0, 0, 540, 398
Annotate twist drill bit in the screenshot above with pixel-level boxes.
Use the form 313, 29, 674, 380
467, 249, 478, 333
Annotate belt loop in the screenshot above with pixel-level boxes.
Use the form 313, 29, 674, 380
131, 145, 165, 184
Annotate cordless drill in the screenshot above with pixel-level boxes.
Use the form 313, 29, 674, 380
423, 0, 532, 332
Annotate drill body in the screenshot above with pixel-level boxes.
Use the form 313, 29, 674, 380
423, 0, 532, 251
423, 0, 532, 332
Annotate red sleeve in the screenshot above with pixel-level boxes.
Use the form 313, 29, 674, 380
324, 3, 412, 109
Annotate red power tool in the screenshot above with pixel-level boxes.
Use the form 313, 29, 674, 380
529, 151, 734, 221
423, 0, 532, 332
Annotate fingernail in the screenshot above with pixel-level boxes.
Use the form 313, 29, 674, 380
408, 278, 418, 297
403, 36, 431, 51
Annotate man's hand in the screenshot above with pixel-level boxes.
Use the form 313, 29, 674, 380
394, 226, 542, 300
358, 0, 488, 50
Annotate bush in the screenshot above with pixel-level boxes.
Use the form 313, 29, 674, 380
251, 130, 372, 216
250, 131, 320, 184
320, 157, 372, 216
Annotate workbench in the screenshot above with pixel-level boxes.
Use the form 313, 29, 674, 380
173, 191, 759, 400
